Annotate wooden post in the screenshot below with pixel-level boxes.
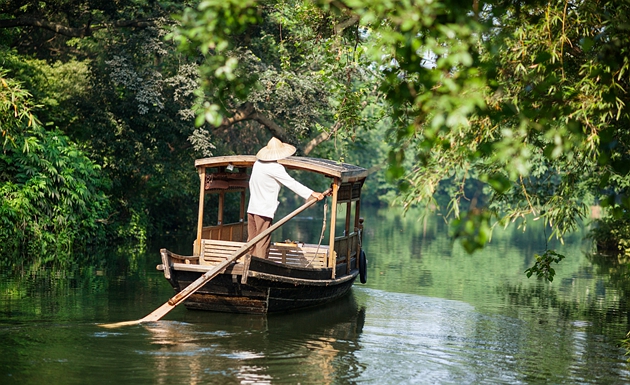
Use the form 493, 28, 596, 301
346, 201, 351, 274
240, 190, 246, 241
194, 167, 206, 257
328, 179, 340, 278
354, 194, 361, 230
355, 195, 362, 259
218, 191, 224, 226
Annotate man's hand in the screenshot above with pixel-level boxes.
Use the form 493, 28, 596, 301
311, 192, 325, 201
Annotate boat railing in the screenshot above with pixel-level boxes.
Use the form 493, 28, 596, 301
333, 230, 360, 266
201, 222, 247, 242
161, 250, 199, 269
268, 242, 329, 268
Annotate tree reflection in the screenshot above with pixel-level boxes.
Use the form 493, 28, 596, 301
496, 256, 630, 374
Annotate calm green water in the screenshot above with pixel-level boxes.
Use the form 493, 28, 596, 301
2, 206, 630, 384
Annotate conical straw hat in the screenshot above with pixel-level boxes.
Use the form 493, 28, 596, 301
256, 137, 296, 161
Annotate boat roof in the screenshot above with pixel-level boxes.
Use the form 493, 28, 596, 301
194, 155, 368, 182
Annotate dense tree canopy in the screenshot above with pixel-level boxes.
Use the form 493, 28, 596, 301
1, 0, 630, 276
1, 0, 199, 262
169, 0, 630, 278
0, 0, 385, 263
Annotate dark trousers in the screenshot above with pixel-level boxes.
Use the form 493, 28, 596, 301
247, 213, 272, 258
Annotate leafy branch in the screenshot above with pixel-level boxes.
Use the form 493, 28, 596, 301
524, 250, 566, 282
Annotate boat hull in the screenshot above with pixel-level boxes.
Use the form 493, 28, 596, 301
165, 256, 359, 314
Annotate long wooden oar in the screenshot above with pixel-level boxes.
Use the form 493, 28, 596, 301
99, 189, 330, 328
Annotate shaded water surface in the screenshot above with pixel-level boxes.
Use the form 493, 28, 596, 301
2, 207, 630, 384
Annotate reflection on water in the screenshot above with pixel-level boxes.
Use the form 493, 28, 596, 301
353, 288, 630, 384
1, 207, 630, 384
140, 294, 365, 385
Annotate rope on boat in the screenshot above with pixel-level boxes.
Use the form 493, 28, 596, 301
306, 197, 327, 268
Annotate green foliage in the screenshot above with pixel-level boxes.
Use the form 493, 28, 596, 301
589, 214, 630, 257
1, 2, 209, 266
3, 0, 630, 282
0, 69, 110, 265
172, 0, 262, 126
80, 24, 201, 239
358, 0, 626, 272
0, 49, 92, 133
334, 0, 629, 273
0, 69, 33, 147
524, 250, 566, 282
171, 0, 380, 151
450, 209, 493, 254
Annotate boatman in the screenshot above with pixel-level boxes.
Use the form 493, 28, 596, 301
247, 137, 325, 258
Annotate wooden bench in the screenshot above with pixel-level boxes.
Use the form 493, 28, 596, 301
199, 239, 245, 265
268, 243, 328, 268
199, 239, 328, 268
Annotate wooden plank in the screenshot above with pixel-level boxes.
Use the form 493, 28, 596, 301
201, 239, 246, 265
345, 201, 351, 274
328, 180, 339, 276
267, 244, 327, 268
171, 262, 244, 275
202, 223, 248, 242
195, 155, 257, 169
203, 250, 235, 256
204, 247, 241, 254
240, 190, 246, 240
240, 254, 252, 284
160, 250, 171, 279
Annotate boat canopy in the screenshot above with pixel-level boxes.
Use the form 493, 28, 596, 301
194, 155, 368, 183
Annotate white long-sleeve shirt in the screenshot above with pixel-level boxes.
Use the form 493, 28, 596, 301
247, 160, 313, 219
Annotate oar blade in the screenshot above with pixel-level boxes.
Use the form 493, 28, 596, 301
98, 302, 175, 328
98, 319, 145, 328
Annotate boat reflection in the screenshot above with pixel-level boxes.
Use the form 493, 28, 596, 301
143, 293, 366, 384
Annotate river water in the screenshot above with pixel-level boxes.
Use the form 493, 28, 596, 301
1, 206, 630, 384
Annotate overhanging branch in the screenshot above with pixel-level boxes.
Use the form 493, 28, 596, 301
216, 102, 334, 153
330, 1, 360, 34
333, 15, 360, 35
250, 112, 290, 144
303, 121, 340, 155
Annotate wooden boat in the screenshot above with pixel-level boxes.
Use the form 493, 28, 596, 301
157, 155, 369, 314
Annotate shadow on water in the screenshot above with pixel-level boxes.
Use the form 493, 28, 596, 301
132, 294, 367, 384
